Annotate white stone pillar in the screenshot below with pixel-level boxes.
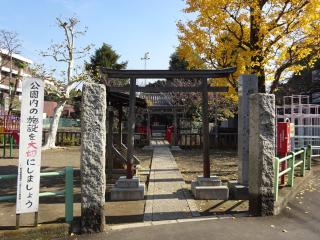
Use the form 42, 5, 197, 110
80, 83, 106, 233
238, 75, 258, 185
249, 93, 275, 216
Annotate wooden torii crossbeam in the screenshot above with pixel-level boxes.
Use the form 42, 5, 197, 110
101, 67, 236, 179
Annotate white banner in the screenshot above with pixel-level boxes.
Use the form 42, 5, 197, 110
16, 78, 44, 214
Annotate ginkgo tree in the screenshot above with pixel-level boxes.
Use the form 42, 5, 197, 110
177, 0, 320, 93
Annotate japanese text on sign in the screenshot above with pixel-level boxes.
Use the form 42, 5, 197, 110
16, 78, 44, 214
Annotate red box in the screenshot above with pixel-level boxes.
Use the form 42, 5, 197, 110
277, 122, 291, 156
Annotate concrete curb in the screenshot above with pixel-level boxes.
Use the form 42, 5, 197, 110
0, 223, 70, 240
110, 214, 236, 231
274, 169, 313, 215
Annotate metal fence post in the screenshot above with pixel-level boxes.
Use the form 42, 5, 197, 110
306, 144, 312, 170
3, 133, 6, 157
9, 134, 13, 158
288, 152, 295, 187
65, 166, 73, 223
301, 148, 306, 177
274, 157, 280, 202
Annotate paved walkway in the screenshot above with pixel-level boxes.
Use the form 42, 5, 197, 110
79, 162, 320, 240
144, 146, 199, 221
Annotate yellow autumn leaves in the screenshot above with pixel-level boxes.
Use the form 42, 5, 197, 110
177, 0, 320, 94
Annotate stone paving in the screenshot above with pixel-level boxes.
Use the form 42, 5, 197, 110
144, 146, 199, 221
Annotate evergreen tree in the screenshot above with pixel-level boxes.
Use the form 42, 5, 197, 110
86, 43, 127, 83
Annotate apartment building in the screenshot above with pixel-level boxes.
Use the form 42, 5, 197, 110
0, 49, 33, 112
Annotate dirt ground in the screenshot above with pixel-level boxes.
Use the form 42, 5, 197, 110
0, 146, 152, 229
105, 148, 153, 225
0, 146, 246, 229
173, 149, 248, 216
173, 149, 239, 183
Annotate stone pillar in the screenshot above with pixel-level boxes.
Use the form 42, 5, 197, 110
249, 93, 275, 216
238, 75, 258, 185
80, 83, 106, 233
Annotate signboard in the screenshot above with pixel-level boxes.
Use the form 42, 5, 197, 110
16, 78, 44, 214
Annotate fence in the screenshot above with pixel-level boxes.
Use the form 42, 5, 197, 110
311, 145, 320, 158
0, 115, 20, 132
0, 132, 14, 158
40, 130, 238, 148
274, 145, 311, 201
0, 167, 74, 227
43, 118, 80, 128
276, 95, 320, 156
177, 133, 237, 149
42, 130, 81, 146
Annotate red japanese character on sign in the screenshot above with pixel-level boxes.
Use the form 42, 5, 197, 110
26, 150, 37, 157
27, 141, 37, 150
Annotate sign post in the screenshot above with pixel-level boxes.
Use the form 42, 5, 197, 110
16, 78, 44, 227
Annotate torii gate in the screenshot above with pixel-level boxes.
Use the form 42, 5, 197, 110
101, 68, 236, 179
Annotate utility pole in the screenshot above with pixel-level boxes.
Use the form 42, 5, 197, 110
141, 52, 150, 86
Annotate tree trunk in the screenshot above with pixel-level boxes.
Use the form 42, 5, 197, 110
43, 101, 66, 149
250, 2, 266, 93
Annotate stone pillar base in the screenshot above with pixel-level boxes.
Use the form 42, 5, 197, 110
142, 145, 153, 150
111, 176, 145, 201
170, 145, 182, 151
191, 176, 229, 200
228, 180, 249, 200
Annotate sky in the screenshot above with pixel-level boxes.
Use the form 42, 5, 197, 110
0, 0, 189, 84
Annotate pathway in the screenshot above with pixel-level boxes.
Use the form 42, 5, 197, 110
144, 146, 199, 221
79, 162, 320, 240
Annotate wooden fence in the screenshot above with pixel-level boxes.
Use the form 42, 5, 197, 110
41, 130, 237, 149
177, 132, 237, 149
42, 129, 81, 146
